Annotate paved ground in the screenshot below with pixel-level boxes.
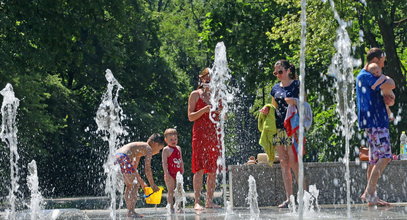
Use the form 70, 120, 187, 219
2, 203, 407, 219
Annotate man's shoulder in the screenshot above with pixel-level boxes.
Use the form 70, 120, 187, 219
357, 69, 377, 84
357, 69, 369, 78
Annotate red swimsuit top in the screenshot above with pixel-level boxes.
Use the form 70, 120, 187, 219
167, 146, 182, 178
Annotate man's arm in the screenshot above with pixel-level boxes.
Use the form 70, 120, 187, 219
379, 76, 396, 90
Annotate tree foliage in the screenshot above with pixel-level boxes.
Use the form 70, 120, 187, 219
0, 0, 406, 198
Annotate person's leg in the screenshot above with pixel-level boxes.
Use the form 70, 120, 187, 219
365, 158, 391, 205
362, 127, 392, 206
123, 173, 143, 217
165, 175, 176, 211
287, 145, 308, 191
205, 172, 220, 208
193, 169, 204, 210
361, 164, 374, 200
367, 164, 373, 181
276, 145, 292, 206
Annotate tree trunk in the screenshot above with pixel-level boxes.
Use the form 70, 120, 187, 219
367, 0, 407, 147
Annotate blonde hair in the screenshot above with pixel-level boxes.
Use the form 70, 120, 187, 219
164, 128, 178, 137
367, 63, 380, 72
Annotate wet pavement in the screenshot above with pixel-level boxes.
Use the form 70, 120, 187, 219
3, 203, 407, 219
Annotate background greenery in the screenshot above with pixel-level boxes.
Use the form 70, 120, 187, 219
0, 0, 406, 200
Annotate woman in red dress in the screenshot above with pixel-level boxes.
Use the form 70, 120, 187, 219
187, 68, 221, 210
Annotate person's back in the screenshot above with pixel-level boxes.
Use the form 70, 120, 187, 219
356, 68, 389, 129
117, 142, 151, 158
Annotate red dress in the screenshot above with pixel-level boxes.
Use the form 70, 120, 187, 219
192, 98, 220, 174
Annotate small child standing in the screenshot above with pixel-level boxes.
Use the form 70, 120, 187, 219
162, 128, 184, 212
368, 63, 396, 120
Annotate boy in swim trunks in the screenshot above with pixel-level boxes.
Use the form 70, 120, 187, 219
115, 133, 165, 218
162, 128, 184, 212
367, 63, 396, 121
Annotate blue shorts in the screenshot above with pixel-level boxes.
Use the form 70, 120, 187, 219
365, 128, 392, 165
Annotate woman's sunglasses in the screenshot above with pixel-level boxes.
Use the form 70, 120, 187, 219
273, 70, 283, 76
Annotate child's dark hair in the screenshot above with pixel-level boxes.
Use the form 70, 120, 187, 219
148, 133, 165, 145
275, 60, 296, 79
366, 48, 385, 62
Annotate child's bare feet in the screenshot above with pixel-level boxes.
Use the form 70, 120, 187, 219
194, 203, 204, 210
128, 211, 143, 218
361, 193, 390, 207
205, 202, 221, 209
389, 113, 395, 121
371, 199, 390, 207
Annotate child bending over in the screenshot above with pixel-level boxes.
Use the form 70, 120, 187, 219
116, 133, 165, 218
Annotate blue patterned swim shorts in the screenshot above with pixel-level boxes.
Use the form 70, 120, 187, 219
365, 127, 392, 165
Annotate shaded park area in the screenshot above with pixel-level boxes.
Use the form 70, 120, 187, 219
0, 0, 406, 219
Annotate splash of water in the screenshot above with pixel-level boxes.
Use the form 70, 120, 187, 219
299, 184, 320, 214
174, 172, 186, 212
327, 0, 361, 218
297, 0, 307, 218
0, 83, 20, 220
209, 42, 234, 208
95, 69, 128, 219
246, 175, 260, 219
289, 195, 296, 213
27, 160, 44, 220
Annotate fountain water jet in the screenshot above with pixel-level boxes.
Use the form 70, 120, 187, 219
95, 69, 128, 219
27, 160, 44, 220
0, 83, 21, 220
327, 0, 361, 218
209, 42, 234, 208
174, 172, 186, 212
297, 0, 307, 218
246, 175, 259, 219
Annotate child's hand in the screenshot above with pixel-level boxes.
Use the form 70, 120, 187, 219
151, 184, 160, 192
204, 105, 212, 113
259, 106, 270, 115
285, 98, 296, 105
